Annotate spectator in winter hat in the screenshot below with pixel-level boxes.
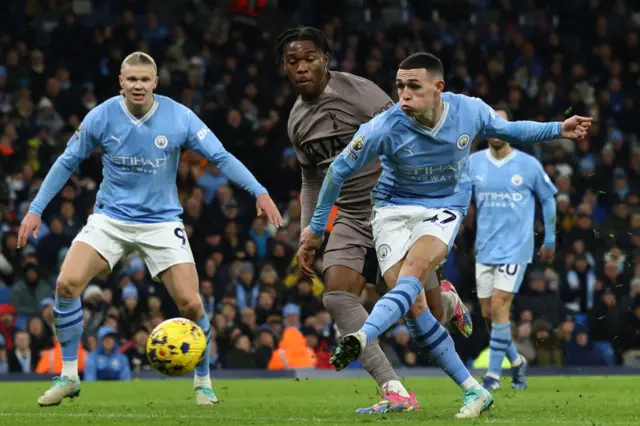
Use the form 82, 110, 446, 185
283, 303, 301, 329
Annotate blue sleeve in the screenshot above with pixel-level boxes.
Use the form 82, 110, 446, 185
119, 355, 132, 381
185, 110, 267, 198
309, 122, 382, 236
476, 99, 562, 143
541, 197, 557, 248
84, 353, 97, 381
532, 161, 558, 248
29, 115, 100, 216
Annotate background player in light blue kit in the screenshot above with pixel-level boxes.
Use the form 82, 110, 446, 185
469, 107, 558, 390
17, 52, 283, 406
300, 52, 591, 418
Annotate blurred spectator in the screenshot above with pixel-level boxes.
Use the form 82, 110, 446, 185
119, 284, 148, 340
516, 270, 565, 327
122, 328, 152, 373
532, 319, 563, 367
8, 330, 39, 373
9, 261, 50, 317
84, 326, 131, 381
564, 324, 610, 366
223, 334, 258, 369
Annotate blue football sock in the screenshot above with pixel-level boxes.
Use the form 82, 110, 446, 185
361, 275, 422, 345
53, 296, 83, 362
194, 315, 212, 379
505, 339, 521, 365
407, 309, 471, 387
488, 322, 511, 377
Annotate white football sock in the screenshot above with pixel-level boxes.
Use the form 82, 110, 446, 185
194, 374, 212, 389
461, 376, 482, 391
61, 360, 79, 381
383, 380, 411, 398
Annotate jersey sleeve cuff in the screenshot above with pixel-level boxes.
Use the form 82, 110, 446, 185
252, 186, 268, 198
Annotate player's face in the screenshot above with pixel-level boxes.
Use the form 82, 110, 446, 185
283, 40, 329, 98
488, 110, 509, 150
396, 69, 444, 116
119, 64, 158, 105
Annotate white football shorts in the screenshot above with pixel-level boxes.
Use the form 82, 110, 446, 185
371, 205, 463, 275
73, 213, 195, 281
475, 263, 527, 299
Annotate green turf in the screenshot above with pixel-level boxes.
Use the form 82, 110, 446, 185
0, 377, 638, 425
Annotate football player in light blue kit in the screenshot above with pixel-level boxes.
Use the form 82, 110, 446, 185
469, 107, 558, 391
18, 52, 283, 406
300, 52, 591, 419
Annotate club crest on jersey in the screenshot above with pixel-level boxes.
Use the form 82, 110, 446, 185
456, 134, 470, 150
351, 135, 365, 152
511, 174, 523, 186
377, 244, 391, 262
154, 135, 168, 149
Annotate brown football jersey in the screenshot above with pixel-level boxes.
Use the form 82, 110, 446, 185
287, 71, 394, 227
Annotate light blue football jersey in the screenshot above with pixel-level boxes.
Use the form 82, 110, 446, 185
469, 149, 558, 264
30, 95, 267, 223
309, 93, 562, 236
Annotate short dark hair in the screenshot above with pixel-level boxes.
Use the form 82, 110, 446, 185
399, 52, 444, 77
275, 26, 331, 63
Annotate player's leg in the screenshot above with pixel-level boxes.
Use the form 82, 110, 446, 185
395, 239, 492, 419
159, 263, 217, 404
39, 215, 124, 406
138, 221, 216, 404
381, 247, 479, 391
322, 266, 418, 414
485, 265, 528, 390
475, 264, 502, 390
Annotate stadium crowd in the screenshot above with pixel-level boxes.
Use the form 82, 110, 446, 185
1, 0, 640, 378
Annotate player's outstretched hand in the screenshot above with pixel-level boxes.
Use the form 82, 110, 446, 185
561, 115, 593, 140
297, 246, 316, 277
539, 246, 555, 264
18, 212, 42, 249
256, 194, 283, 227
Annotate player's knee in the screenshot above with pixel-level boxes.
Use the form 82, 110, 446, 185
178, 298, 204, 321
323, 267, 364, 295
403, 254, 439, 279
55, 275, 84, 299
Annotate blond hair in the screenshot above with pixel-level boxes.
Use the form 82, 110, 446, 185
120, 51, 157, 73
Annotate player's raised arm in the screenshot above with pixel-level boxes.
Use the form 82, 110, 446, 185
19, 114, 99, 248
185, 112, 283, 227
306, 122, 382, 239
532, 160, 559, 262
477, 99, 592, 143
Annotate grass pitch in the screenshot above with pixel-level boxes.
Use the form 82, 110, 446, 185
0, 376, 638, 425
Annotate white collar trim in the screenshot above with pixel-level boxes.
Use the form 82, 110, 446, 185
119, 97, 158, 126
410, 101, 449, 136
486, 149, 517, 167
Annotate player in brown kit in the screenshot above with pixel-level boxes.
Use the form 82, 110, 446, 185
277, 27, 473, 413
